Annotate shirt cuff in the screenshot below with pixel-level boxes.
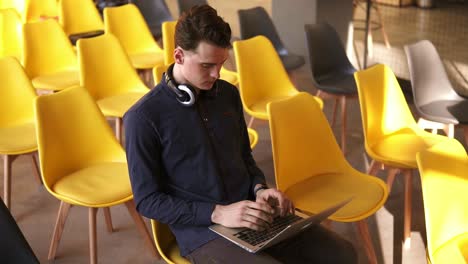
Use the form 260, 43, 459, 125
195, 202, 216, 226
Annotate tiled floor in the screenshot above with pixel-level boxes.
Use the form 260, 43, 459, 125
2, 1, 467, 263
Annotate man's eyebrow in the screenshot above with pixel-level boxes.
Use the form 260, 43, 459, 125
200, 59, 228, 66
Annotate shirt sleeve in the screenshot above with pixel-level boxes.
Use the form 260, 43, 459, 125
124, 110, 215, 226
233, 88, 267, 197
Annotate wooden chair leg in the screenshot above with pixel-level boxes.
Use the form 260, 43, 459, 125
115, 117, 122, 143
356, 220, 378, 264
103, 207, 113, 233
124, 200, 160, 259
403, 169, 412, 248
386, 168, 399, 192
30, 152, 42, 185
247, 116, 255, 128
48, 202, 72, 260
367, 160, 381, 176
3, 155, 18, 209
89, 207, 98, 264
340, 96, 347, 154
331, 98, 338, 127
372, 2, 391, 49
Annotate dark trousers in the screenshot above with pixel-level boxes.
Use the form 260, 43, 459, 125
187, 225, 358, 264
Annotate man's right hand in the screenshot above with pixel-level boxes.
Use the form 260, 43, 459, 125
211, 200, 275, 231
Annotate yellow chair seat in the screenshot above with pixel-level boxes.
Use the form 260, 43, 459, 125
97, 92, 148, 117
432, 233, 468, 264
128, 52, 165, 69
220, 68, 238, 86
0, 123, 37, 154
368, 127, 458, 168
285, 172, 387, 222
31, 70, 79, 91
249, 95, 323, 120
52, 162, 132, 207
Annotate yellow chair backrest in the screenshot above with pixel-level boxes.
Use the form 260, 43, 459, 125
268, 92, 349, 192
35, 86, 126, 193
77, 33, 149, 100
354, 64, 418, 151
58, 0, 103, 36
247, 128, 258, 149
234, 36, 298, 111
24, 0, 58, 22
416, 142, 468, 264
0, 0, 24, 22
22, 19, 77, 78
0, 8, 22, 61
0, 56, 37, 126
103, 3, 162, 55
4, 0, 58, 23
162, 20, 177, 65
151, 220, 190, 264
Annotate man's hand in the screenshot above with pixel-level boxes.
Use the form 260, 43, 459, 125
255, 188, 295, 217
211, 200, 275, 231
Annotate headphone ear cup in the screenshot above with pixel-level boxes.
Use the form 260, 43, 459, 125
176, 84, 196, 106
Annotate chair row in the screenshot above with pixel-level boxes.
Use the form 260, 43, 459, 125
0, 0, 58, 23
0, 54, 260, 263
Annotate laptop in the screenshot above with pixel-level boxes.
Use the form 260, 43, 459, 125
209, 198, 353, 253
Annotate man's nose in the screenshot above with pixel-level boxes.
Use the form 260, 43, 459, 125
210, 68, 220, 79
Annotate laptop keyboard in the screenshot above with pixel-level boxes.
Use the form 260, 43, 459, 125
233, 214, 303, 246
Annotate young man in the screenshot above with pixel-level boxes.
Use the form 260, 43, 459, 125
124, 5, 357, 263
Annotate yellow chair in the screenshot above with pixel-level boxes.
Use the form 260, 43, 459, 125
0, 56, 41, 210
77, 34, 150, 141
267, 92, 388, 264
234, 35, 322, 128
416, 141, 468, 264
150, 126, 260, 264
58, 0, 104, 36
103, 4, 164, 72
354, 64, 463, 247
35, 86, 158, 264
247, 128, 258, 149
23, 0, 58, 22
23, 19, 79, 92
0, 0, 58, 22
0, 8, 22, 61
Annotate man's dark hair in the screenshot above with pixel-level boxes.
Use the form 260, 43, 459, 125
175, 4, 232, 51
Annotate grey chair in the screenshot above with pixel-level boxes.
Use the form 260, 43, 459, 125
176, 0, 207, 15
238, 6, 305, 72
0, 198, 39, 264
304, 22, 358, 153
404, 40, 468, 138
131, 0, 174, 40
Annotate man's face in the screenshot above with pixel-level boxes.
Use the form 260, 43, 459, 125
175, 41, 229, 90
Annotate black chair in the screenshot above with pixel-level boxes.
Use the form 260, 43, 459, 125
96, 0, 129, 16
404, 39, 468, 138
238, 6, 305, 72
0, 198, 39, 263
176, 0, 207, 15
131, 0, 174, 40
304, 22, 358, 153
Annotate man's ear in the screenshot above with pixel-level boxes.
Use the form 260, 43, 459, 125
174, 48, 184, 64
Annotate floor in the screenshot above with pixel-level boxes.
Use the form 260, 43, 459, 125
2, 1, 468, 263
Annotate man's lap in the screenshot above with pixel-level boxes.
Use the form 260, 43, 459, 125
187, 225, 358, 264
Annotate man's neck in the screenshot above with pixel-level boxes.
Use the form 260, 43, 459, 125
172, 64, 200, 94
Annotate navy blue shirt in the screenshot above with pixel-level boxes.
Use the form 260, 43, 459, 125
124, 77, 266, 256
